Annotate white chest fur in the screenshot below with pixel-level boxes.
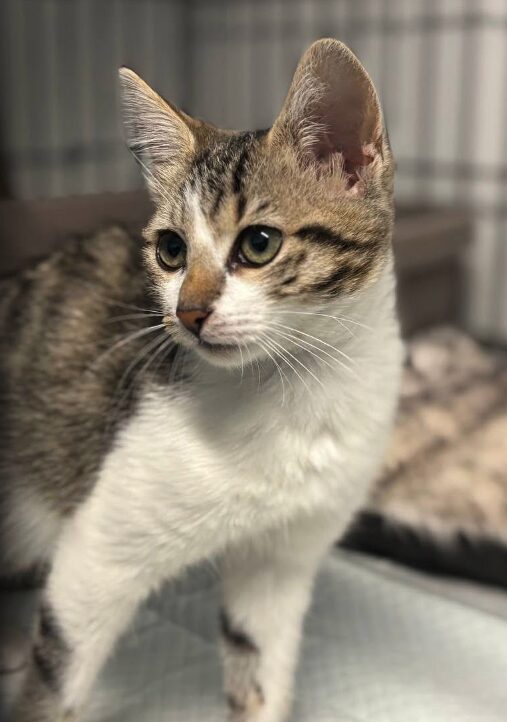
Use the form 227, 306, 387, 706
71, 268, 403, 585
44, 267, 403, 722
47, 303, 402, 714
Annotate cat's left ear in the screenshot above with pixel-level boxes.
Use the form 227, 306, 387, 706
118, 67, 196, 194
270, 39, 383, 183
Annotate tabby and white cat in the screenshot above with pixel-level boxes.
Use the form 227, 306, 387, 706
3, 39, 402, 722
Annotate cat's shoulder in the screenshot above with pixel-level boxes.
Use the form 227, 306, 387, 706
32, 224, 141, 284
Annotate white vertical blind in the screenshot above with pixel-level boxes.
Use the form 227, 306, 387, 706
0, 0, 187, 198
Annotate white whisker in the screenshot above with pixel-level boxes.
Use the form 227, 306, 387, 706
266, 335, 324, 389
139, 334, 175, 382
270, 328, 339, 373
106, 331, 168, 431
106, 312, 163, 324
150, 336, 177, 381
76, 279, 160, 315
274, 309, 372, 333
118, 331, 168, 393
242, 342, 257, 386
238, 343, 245, 383
92, 323, 166, 369
268, 321, 359, 375
260, 334, 315, 396
168, 345, 188, 386
256, 338, 288, 405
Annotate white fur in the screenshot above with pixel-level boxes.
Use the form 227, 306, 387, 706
186, 187, 221, 258
41, 259, 402, 721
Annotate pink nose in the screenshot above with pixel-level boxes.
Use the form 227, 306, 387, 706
176, 307, 212, 337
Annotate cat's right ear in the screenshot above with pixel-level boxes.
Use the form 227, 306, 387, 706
118, 68, 195, 194
270, 39, 383, 187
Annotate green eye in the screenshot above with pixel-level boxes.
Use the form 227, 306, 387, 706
157, 231, 187, 270
237, 226, 283, 267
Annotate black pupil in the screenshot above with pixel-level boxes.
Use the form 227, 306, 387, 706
250, 230, 269, 253
165, 236, 182, 257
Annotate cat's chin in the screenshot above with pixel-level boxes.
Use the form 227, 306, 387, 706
193, 340, 246, 369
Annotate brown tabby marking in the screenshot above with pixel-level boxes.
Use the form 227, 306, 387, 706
178, 263, 225, 311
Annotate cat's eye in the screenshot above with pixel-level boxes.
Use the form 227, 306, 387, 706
236, 226, 283, 267
157, 231, 187, 270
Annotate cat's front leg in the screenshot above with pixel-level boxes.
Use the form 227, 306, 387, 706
219, 513, 338, 722
10, 520, 150, 722
10, 479, 209, 722
10, 449, 241, 722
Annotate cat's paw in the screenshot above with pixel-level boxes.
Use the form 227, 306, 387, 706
226, 683, 264, 722
225, 685, 290, 722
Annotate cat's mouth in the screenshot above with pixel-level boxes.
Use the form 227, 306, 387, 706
192, 337, 246, 368
198, 339, 237, 354
172, 323, 251, 367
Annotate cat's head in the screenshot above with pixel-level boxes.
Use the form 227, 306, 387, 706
119, 39, 394, 369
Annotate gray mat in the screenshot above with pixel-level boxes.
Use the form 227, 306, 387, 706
2, 550, 507, 721
84, 551, 507, 722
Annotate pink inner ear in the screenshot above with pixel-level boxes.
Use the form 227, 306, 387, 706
313, 134, 376, 188
342, 147, 376, 188
308, 97, 379, 188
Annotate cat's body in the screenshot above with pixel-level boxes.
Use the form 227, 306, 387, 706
0, 230, 148, 534
4, 40, 403, 722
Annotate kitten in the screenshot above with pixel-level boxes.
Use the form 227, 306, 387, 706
3, 39, 402, 722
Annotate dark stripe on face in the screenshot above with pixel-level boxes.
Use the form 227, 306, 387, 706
296, 224, 380, 253
192, 132, 258, 219
294, 225, 383, 297
309, 257, 375, 296
210, 184, 226, 218
230, 129, 266, 194
265, 249, 306, 295
220, 609, 259, 654
274, 250, 307, 277
237, 193, 247, 222
281, 274, 298, 286
191, 130, 269, 221
190, 147, 213, 189
255, 200, 271, 214
232, 145, 250, 195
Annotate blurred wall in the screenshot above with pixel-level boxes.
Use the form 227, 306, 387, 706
0, 0, 187, 198
0, 0, 506, 342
